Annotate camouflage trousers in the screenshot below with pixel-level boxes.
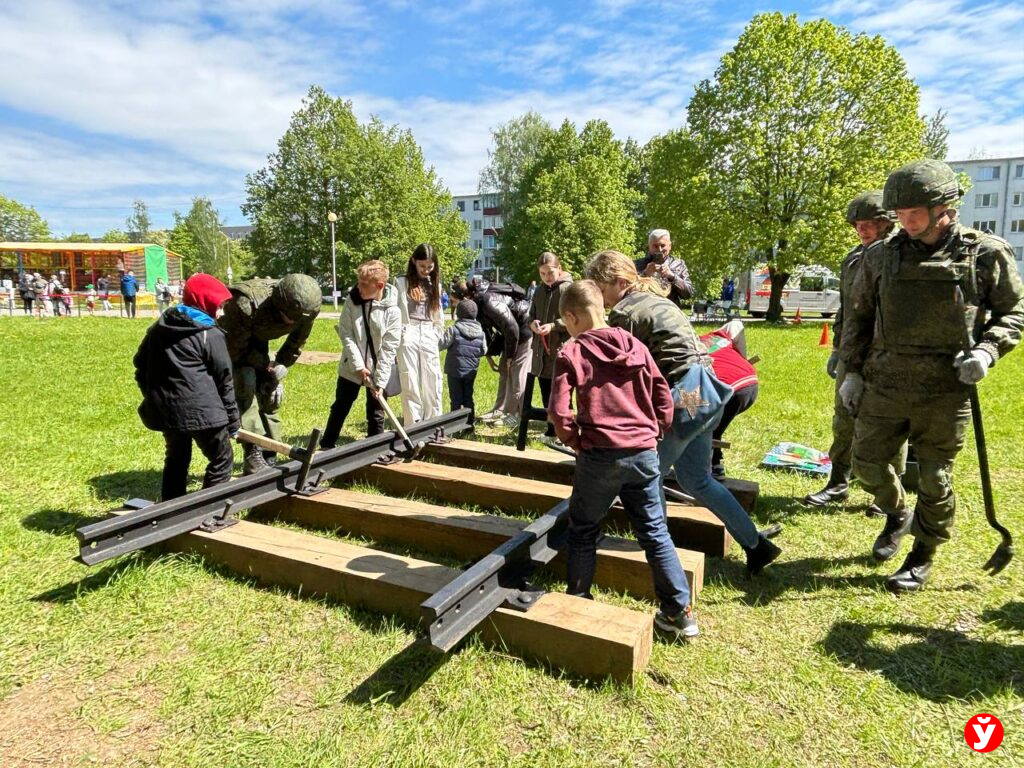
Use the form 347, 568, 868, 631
830, 364, 906, 479
234, 365, 283, 442
852, 385, 970, 547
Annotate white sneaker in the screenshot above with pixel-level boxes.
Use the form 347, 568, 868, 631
479, 410, 503, 423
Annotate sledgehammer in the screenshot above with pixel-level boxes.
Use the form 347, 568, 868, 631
235, 427, 322, 491
368, 387, 426, 460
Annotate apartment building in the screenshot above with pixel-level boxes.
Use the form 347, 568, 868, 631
452, 193, 502, 277
949, 156, 1024, 277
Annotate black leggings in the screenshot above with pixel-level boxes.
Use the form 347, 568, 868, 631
712, 383, 758, 467
322, 376, 386, 448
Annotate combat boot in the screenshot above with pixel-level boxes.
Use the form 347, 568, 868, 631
243, 443, 270, 475
744, 534, 782, 576
885, 539, 936, 594
872, 508, 913, 562
803, 466, 849, 507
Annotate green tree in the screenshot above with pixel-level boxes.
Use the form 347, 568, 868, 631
498, 119, 640, 283
478, 111, 554, 218
922, 109, 949, 160
243, 86, 469, 289
0, 194, 50, 241
166, 199, 241, 281
126, 199, 152, 243
62, 232, 94, 243
100, 228, 130, 243
685, 12, 926, 320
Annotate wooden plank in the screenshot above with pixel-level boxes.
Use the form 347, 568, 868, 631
348, 461, 733, 557
257, 488, 704, 601
141, 513, 652, 682
424, 438, 759, 512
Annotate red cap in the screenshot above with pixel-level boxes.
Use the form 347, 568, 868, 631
183, 274, 231, 318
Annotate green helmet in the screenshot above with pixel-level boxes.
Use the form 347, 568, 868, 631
883, 159, 963, 210
272, 274, 322, 321
845, 190, 894, 224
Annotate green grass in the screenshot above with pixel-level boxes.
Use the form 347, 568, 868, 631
1, 314, 1021, 767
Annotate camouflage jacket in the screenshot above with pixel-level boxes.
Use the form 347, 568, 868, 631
832, 242, 869, 351
840, 222, 1024, 393
218, 279, 315, 369
608, 289, 707, 384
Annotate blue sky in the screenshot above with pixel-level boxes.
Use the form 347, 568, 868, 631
1, 0, 1021, 236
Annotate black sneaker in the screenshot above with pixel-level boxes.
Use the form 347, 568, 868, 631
243, 443, 271, 475
872, 509, 913, 562
654, 605, 699, 639
886, 540, 936, 594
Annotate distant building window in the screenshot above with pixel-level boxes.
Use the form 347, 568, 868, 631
473, 199, 480, 211
1015, 247, 1023, 261
1014, 192, 1024, 206
1011, 220, 1024, 233
473, 239, 482, 249
1016, 164, 1024, 178
973, 220, 997, 232
456, 200, 465, 212
484, 235, 496, 248
976, 193, 998, 208
473, 220, 482, 230
976, 166, 1001, 181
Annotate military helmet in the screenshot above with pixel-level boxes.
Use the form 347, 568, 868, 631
272, 274, 322, 321
883, 159, 963, 210
846, 190, 894, 224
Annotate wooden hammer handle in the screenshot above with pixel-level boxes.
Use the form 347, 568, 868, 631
235, 428, 299, 457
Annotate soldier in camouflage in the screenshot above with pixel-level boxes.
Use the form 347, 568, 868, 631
218, 274, 322, 473
840, 160, 1024, 593
805, 191, 900, 510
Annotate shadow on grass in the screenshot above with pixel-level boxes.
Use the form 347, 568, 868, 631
820, 618, 1024, 701
22, 508, 103, 536
754, 493, 880, 520
984, 600, 1024, 632
344, 637, 449, 707
709, 552, 979, 606
88, 469, 162, 502
30, 557, 144, 603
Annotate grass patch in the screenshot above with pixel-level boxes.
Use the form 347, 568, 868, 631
1, 314, 1022, 767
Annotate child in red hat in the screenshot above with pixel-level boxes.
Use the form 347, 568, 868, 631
134, 273, 240, 499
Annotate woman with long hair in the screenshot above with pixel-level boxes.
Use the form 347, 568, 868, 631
527, 251, 573, 441
586, 250, 782, 575
393, 243, 444, 424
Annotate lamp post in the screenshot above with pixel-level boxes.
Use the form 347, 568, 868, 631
224, 232, 233, 284
327, 211, 338, 311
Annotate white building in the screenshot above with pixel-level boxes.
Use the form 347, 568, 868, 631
452, 193, 502, 277
949, 156, 1024, 277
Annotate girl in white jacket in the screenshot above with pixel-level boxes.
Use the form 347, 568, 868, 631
321, 261, 401, 447
393, 243, 444, 425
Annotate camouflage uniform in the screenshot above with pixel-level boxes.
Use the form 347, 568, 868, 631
842, 213, 1024, 558
218, 276, 320, 444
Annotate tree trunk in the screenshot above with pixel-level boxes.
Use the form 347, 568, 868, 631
766, 265, 789, 323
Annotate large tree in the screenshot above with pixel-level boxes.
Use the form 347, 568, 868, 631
685, 12, 926, 320
126, 199, 152, 243
0, 194, 50, 241
243, 86, 469, 289
478, 111, 554, 217
498, 119, 640, 283
168, 198, 230, 279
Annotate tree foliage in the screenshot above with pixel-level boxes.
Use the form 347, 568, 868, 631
0, 194, 50, 241
498, 119, 640, 283
126, 199, 152, 243
684, 13, 926, 319
243, 86, 469, 289
478, 111, 554, 219
100, 228, 130, 243
62, 232, 94, 243
922, 109, 949, 161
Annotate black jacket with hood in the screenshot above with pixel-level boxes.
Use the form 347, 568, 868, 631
473, 279, 533, 359
134, 305, 240, 433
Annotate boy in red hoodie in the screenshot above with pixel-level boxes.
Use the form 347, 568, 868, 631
549, 280, 697, 638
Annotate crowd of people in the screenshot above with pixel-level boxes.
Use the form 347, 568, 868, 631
128, 158, 1023, 639
14, 269, 183, 317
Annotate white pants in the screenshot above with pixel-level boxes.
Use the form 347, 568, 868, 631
399, 322, 443, 425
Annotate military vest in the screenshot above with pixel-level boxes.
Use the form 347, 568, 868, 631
877, 228, 979, 356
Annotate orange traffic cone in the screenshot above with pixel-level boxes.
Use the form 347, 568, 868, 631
793, 307, 803, 324
819, 323, 830, 347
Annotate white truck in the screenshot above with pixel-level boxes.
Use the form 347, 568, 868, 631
745, 265, 840, 318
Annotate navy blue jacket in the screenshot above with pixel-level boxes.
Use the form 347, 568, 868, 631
439, 319, 487, 378
120, 273, 138, 297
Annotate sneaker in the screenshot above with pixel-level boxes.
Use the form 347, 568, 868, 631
539, 435, 562, 449
479, 410, 503, 423
655, 605, 699, 639
501, 413, 520, 429
242, 443, 270, 475
711, 463, 726, 479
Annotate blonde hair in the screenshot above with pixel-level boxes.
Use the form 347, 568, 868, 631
357, 260, 389, 284
585, 250, 668, 297
558, 279, 603, 318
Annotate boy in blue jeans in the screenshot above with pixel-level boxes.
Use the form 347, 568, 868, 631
548, 280, 698, 638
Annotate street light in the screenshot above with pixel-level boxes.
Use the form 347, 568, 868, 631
327, 211, 338, 311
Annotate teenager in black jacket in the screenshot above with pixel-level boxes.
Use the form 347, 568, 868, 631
134, 273, 240, 500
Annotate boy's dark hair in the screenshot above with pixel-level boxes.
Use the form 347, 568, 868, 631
559, 279, 603, 318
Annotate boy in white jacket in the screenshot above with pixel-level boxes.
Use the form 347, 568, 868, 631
321, 261, 401, 447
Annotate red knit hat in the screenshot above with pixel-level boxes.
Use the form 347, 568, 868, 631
183, 274, 231, 318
